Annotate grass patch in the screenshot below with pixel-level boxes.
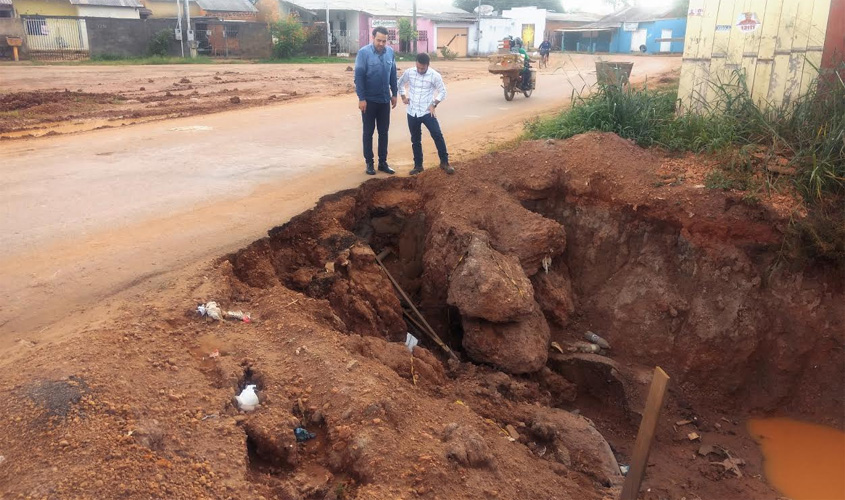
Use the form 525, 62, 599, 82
704, 169, 745, 191
526, 65, 845, 266
526, 67, 845, 201
36, 55, 232, 66
38, 55, 354, 65
524, 84, 677, 148
258, 56, 354, 64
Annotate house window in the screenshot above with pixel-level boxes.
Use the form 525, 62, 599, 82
339, 20, 347, 32
388, 29, 397, 42
225, 25, 238, 38
0, 9, 12, 18
418, 30, 427, 41
26, 18, 49, 36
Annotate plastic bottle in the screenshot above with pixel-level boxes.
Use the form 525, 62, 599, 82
584, 331, 611, 349
225, 310, 251, 323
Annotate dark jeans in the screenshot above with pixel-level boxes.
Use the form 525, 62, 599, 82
521, 66, 532, 90
362, 100, 391, 164
407, 113, 449, 167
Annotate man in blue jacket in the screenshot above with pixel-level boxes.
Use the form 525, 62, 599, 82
354, 26, 398, 175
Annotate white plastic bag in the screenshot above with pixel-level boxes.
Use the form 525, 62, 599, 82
405, 333, 419, 354
197, 301, 223, 321
235, 384, 259, 411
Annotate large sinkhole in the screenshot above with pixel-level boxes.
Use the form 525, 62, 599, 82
225, 134, 844, 492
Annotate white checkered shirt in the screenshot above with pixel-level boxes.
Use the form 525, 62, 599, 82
397, 66, 447, 117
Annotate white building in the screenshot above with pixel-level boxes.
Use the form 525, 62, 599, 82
467, 17, 515, 56
501, 6, 546, 49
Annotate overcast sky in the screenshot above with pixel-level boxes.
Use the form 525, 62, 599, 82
563, 0, 678, 13
422, 0, 680, 15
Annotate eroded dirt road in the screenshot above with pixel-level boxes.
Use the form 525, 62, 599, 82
0, 59, 487, 138
0, 54, 680, 358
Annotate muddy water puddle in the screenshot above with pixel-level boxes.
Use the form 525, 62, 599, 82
749, 417, 845, 500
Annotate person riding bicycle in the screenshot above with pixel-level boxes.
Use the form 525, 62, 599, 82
539, 39, 551, 65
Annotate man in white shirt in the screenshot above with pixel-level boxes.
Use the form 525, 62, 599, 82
397, 53, 454, 175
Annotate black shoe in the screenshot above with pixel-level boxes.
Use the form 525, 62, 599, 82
440, 162, 455, 175
365, 163, 375, 175
409, 166, 424, 176
377, 162, 395, 175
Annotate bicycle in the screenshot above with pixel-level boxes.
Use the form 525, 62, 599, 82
539, 51, 550, 69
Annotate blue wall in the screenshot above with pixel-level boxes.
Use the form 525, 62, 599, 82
610, 17, 686, 54
562, 31, 612, 53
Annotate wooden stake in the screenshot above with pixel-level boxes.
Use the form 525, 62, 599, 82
620, 366, 670, 500
375, 252, 458, 360
402, 310, 428, 336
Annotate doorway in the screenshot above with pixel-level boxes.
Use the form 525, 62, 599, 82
630, 28, 647, 52
660, 29, 672, 52
521, 24, 534, 48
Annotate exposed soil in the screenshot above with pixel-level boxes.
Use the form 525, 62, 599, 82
0, 59, 490, 138
0, 132, 841, 499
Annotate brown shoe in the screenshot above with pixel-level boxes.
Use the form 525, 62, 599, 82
440, 162, 455, 174
409, 166, 424, 176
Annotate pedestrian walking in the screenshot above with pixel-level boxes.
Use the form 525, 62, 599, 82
397, 53, 454, 175
354, 26, 398, 175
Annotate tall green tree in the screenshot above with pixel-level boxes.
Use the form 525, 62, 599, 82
270, 16, 306, 59
398, 17, 417, 53
452, 0, 563, 13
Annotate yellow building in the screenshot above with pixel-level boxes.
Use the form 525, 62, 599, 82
143, 0, 200, 18
12, 0, 142, 18
678, 0, 844, 111
13, 0, 76, 16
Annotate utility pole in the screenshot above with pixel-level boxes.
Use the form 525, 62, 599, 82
476, 0, 480, 56
175, 0, 185, 57
412, 0, 417, 53
185, 0, 195, 58
326, 1, 331, 56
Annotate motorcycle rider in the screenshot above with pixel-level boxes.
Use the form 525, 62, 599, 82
512, 38, 532, 91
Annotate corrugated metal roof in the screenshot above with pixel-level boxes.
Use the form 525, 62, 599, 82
596, 5, 687, 23
554, 27, 615, 32
423, 12, 479, 22
284, 0, 468, 16
68, 0, 143, 7
0, 0, 13, 7
196, 0, 257, 12
557, 5, 686, 31
545, 12, 602, 22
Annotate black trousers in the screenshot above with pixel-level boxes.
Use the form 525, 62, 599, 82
408, 113, 449, 168
521, 65, 532, 90
362, 100, 391, 164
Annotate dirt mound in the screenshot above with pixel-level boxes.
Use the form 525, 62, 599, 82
227, 132, 843, 416
0, 281, 610, 500
446, 236, 536, 323
0, 90, 123, 112
228, 147, 568, 373
0, 132, 841, 500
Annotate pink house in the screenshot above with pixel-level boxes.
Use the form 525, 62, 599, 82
280, 1, 475, 55
357, 15, 437, 54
